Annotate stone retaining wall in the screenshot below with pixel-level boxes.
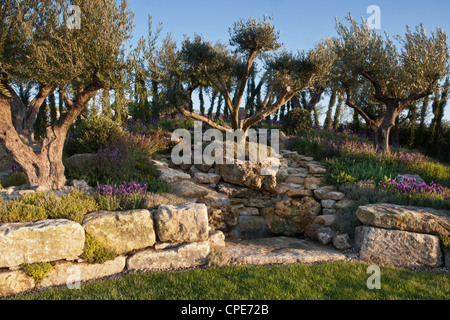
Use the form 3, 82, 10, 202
355, 203, 450, 268
0, 203, 225, 297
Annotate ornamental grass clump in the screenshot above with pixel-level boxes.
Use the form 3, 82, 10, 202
95, 181, 148, 211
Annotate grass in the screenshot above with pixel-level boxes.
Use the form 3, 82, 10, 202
13, 262, 450, 300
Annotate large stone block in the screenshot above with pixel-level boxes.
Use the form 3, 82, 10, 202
0, 270, 35, 297
0, 219, 85, 268
82, 210, 156, 254
126, 241, 210, 270
355, 226, 443, 268
356, 203, 450, 236
265, 197, 321, 236
154, 203, 209, 243
37, 256, 126, 289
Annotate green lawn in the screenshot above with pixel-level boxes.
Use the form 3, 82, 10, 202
14, 262, 450, 300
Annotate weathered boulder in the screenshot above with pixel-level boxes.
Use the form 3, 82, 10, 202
82, 210, 156, 255
355, 226, 443, 268
324, 191, 346, 201
0, 270, 35, 297
285, 174, 306, 185
306, 163, 327, 175
193, 172, 221, 185
321, 199, 336, 209
313, 186, 337, 200
265, 197, 321, 236
216, 183, 256, 198
208, 230, 226, 248
226, 237, 347, 266
0, 219, 85, 268
356, 203, 450, 236
126, 241, 210, 270
154, 165, 191, 184
170, 180, 210, 199
154, 203, 209, 243
332, 234, 352, 250
313, 214, 336, 226
286, 188, 313, 198
37, 256, 126, 289
214, 157, 279, 191
304, 175, 327, 190
239, 207, 260, 216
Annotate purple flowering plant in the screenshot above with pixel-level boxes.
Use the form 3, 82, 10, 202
95, 181, 148, 211
378, 177, 448, 201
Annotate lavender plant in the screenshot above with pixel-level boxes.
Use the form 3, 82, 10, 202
95, 181, 148, 211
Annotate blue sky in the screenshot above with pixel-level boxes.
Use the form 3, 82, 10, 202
126, 0, 450, 121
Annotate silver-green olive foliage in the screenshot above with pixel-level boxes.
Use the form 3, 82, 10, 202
334, 15, 449, 102
0, 0, 134, 190
178, 16, 319, 131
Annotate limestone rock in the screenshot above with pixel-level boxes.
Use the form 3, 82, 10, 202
0, 219, 85, 268
332, 234, 352, 250
37, 256, 126, 289
356, 203, 450, 236
285, 174, 306, 185
306, 163, 327, 175
304, 224, 332, 241
322, 209, 337, 215
214, 157, 279, 191
154, 203, 209, 243
313, 214, 336, 226
355, 226, 443, 268
313, 186, 337, 200
82, 210, 156, 255
317, 232, 333, 245
324, 192, 346, 201
0, 270, 35, 297
193, 172, 221, 185
209, 230, 226, 248
265, 197, 321, 236
286, 189, 313, 198
170, 180, 210, 199
155, 166, 191, 184
126, 241, 210, 270
304, 175, 327, 190
321, 199, 336, 209
239, 207, 260, 216
216, 183, 256, 198
227, 237, 347, 266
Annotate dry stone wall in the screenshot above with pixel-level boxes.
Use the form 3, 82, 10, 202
0, 203, 225, 297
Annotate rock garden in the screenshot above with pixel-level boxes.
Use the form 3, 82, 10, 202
0, 115, 449, 298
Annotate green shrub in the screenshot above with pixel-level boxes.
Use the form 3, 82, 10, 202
0, 191, 99, 223
440, 235, 450, 254
324, 157, 399, 186
74, 115, 124, 154
281, 108, 312, 136
81, 233, 117, 264
1, 172, 28, 188
21, 262, 53, 283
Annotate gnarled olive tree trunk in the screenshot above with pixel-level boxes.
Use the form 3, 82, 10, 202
0, 82, 100, 190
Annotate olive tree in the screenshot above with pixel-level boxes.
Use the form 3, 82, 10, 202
145, 17, 319, 133
333, 15, 449, 153
0, 0, 133, 189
